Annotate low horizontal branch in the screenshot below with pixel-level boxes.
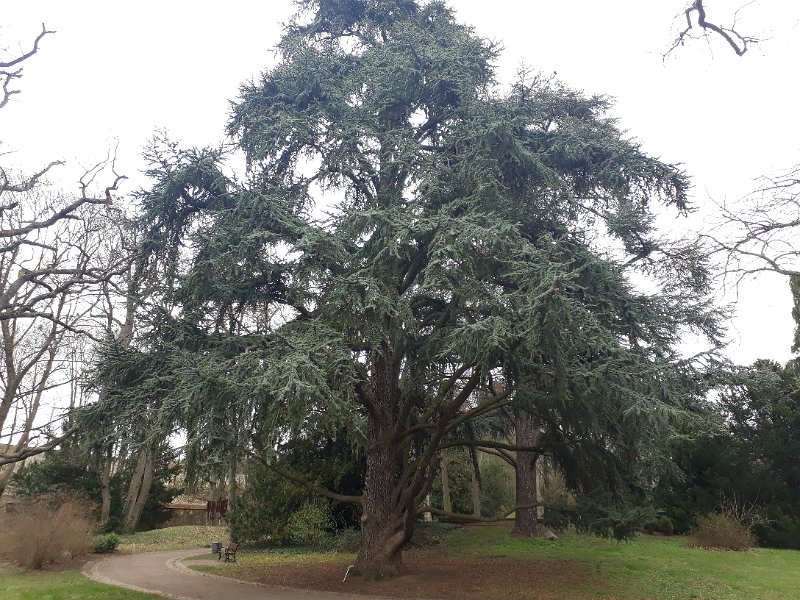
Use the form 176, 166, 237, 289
252, 454, 363, 506
439, 439, 544, 453
417, 501, 545, 522
0, 427, 76, 466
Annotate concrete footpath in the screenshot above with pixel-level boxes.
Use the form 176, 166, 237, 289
83, 548, 391, 600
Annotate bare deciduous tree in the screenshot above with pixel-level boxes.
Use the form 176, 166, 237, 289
0, 188, 128, 487
0, 25, 130, 472
706, 167, 800, 282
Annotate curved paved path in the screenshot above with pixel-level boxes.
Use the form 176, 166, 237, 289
84, 548, 389, 600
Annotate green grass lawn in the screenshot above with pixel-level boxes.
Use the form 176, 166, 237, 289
117, 525, 229, 553
446, 523, 800, 599
0, 565, 160, 600
4, 523, 799, 599
195, 523, 800, 599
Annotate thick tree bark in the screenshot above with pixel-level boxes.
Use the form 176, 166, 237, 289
512, 410, 541, 537
357, 411, 406, 579
353, 353, 479, 578
355, 354, 413, 580
122, 448, 154, 533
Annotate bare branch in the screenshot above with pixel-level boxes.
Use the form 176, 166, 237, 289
0, 24, 55, 69
666, 0, 759, 58
0, 161, 64, 195
251, 453, 363, 505
0, 193, 109, 239
417, 502, 544, 522
0, 427, 75, 466
706, 165, 800, 283
0, 24, 55, 108
439, 438, 545, 453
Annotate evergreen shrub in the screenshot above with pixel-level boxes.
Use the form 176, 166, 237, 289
642, 515, 674, 535
286, 499, 333, 547
333, 528, 361, 552
94, 532, 121, 553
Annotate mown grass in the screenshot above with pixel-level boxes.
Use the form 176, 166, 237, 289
117, 525, 228, 553
0, 565, 160, 600
194, 522, 800, 599
446, 523, 800, 599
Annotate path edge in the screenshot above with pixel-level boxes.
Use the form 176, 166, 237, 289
170, 554, 408, 600
82, 554, 196, 600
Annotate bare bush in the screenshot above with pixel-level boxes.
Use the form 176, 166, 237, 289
540, 471, 576, 508
690, 498, 763, 551
0, 493, 96, 568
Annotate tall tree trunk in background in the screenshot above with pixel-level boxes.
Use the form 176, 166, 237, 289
225, 456, 239, 528
122, 448, 154, 533
441, 453, 452, 513
513, 410, 541, 537
184, 423, 199, 491
98, 279, 139, 525
423, 494, 432, 522
98, 446, 113, 525
227, 459, 239, 508
470, 450, 481, 517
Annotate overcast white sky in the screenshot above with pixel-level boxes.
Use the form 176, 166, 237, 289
3, 0, 799, 365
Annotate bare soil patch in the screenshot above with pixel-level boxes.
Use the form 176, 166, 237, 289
219, 549, 605, 600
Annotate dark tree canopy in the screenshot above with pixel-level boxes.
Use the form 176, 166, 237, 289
94, 0, 724, 577
655, 359, 800, 548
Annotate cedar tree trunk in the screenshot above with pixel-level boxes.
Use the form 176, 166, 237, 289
357, 410, 408, 579
355, 355, 415, 580
513, 409, 541, 537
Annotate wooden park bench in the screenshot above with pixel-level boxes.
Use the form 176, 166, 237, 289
218, 542, 239, 562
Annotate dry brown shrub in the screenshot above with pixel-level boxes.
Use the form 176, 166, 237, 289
691, 512, 754, 550
540, 471, 576, 507
690, 498, 762, 551
0, 493, 97, 568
